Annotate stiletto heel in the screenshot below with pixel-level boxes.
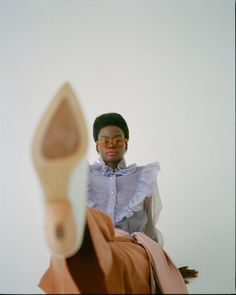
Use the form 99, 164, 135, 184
32, 83, 88, 258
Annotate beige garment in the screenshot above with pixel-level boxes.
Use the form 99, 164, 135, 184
132, 232, 188, 294
39, 208, 187, 294
39, 208, 150, 294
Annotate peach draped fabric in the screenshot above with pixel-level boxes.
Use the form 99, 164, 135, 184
39, 208, 187, 294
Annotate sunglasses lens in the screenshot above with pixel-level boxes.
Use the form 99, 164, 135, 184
114, 138, 125, 146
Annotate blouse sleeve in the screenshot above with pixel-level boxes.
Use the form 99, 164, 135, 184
144, 179, 164, 247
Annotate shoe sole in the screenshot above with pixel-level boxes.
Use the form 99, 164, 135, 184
32, 83, 88, 258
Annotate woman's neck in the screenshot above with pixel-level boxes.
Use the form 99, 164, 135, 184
105, 161, 119, 170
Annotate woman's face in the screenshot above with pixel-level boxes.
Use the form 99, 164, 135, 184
96, 125, 127, 168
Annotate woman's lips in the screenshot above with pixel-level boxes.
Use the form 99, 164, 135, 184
106, 150, 118, 156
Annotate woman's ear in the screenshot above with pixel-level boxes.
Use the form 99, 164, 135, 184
96, 144, 99, 153
125, 140, 128, 151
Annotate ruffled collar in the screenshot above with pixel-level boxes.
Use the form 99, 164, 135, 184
91, 157, 137, 176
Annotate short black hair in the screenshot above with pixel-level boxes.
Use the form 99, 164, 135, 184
93, 112, 129, 142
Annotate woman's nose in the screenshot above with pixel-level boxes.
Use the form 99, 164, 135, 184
107, 142, 115, 148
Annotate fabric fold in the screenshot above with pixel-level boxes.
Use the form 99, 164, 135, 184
132, 232, 188, 294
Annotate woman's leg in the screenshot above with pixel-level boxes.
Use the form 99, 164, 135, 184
39, 207, 151, 294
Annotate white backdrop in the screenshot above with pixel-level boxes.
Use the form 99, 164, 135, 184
0, 0, 234, 293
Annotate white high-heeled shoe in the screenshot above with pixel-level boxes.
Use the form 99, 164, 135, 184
32, 83, 88, 258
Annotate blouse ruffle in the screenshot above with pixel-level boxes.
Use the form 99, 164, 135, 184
115, 162, 160, 223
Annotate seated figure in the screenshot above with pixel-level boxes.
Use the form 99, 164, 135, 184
31, 83, 198, 294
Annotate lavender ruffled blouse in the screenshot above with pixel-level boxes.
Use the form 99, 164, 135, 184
87, 157, 163, 245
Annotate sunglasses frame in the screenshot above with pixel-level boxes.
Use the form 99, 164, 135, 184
96, 137, 127, 148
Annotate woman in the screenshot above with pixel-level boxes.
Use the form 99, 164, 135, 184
88, 112, 163, 245
32, 83, 197, 294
